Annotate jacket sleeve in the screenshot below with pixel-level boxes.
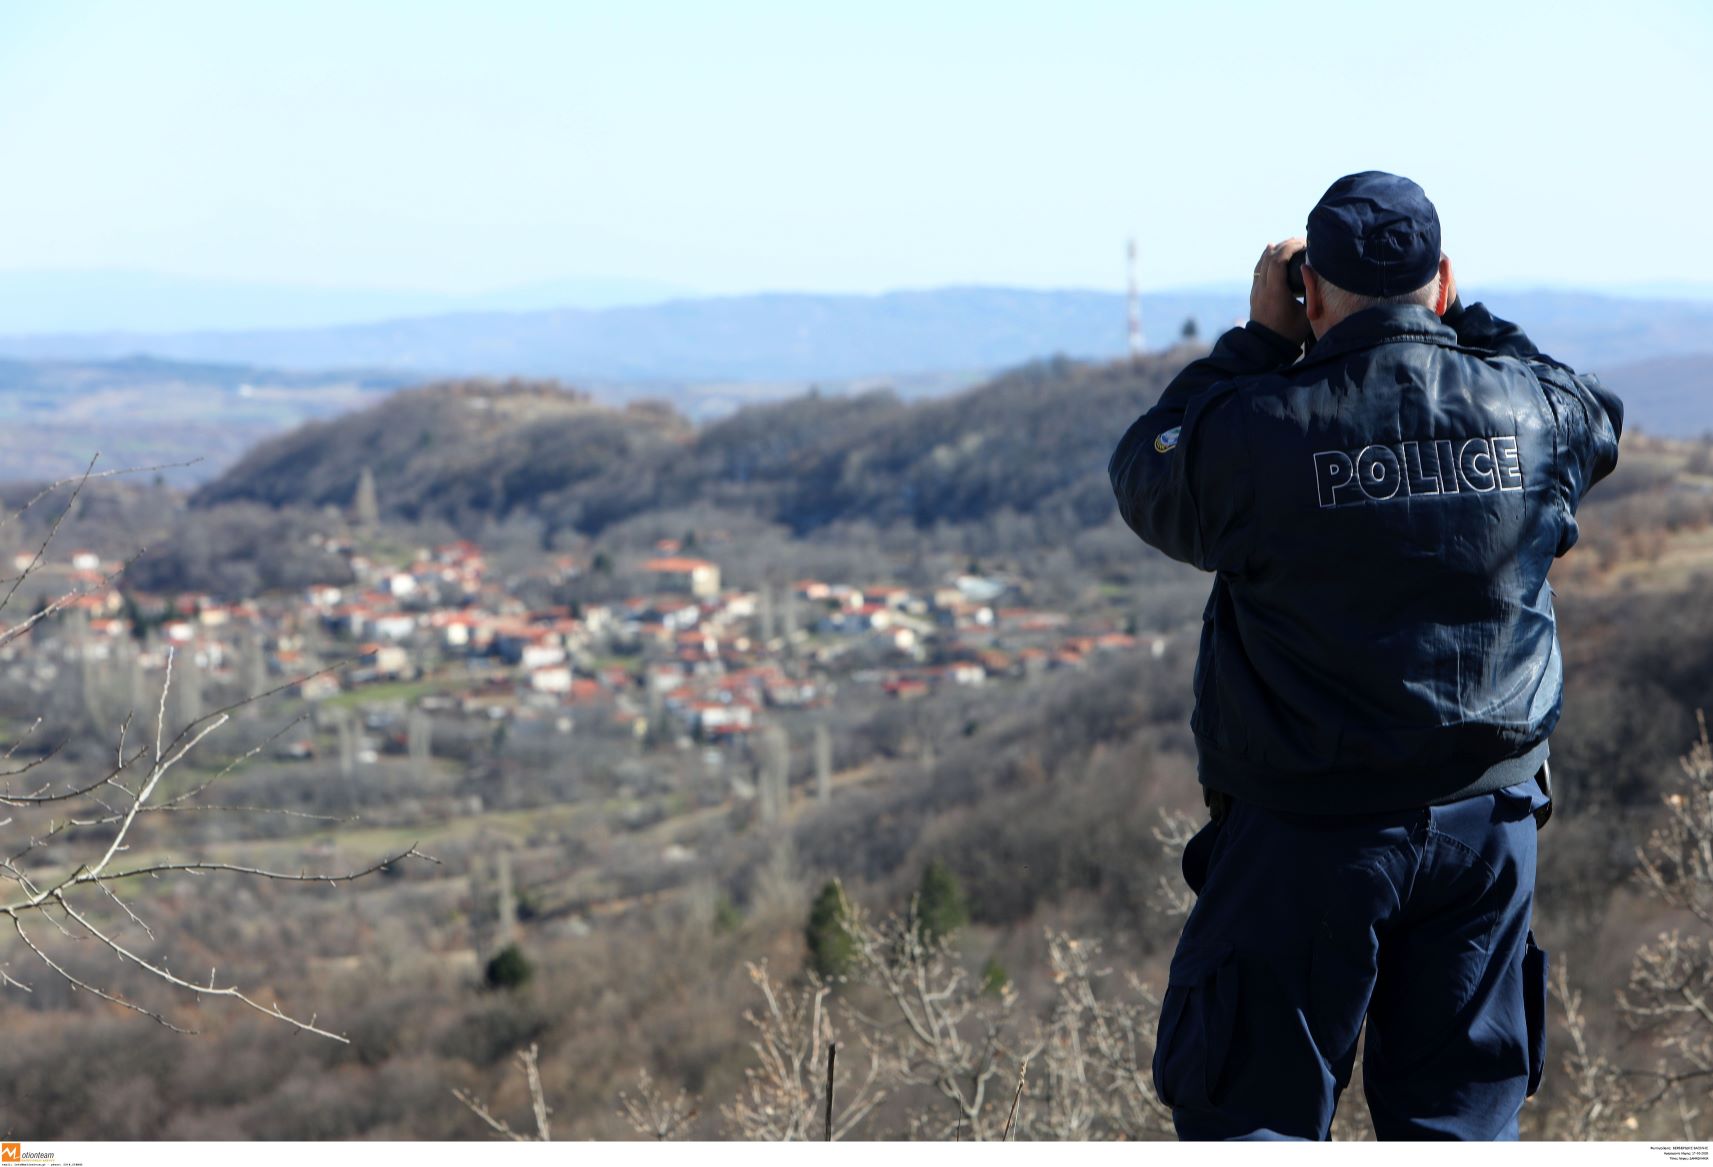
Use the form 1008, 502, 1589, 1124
1445, 299, 1617, 510
1445, 299, 1624, 547
1108, 321, 1298, 571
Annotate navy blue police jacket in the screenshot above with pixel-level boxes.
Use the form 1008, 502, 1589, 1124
1109, 300, 1623, 814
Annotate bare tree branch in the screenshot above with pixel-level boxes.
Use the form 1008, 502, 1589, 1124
454, 1044, 554, 1141
0, 459, 411, 1056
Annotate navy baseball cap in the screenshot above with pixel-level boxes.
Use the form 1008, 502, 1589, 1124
1306, 171, 1442, 298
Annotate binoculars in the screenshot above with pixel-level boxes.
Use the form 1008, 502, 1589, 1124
1287, 251, 1308, 297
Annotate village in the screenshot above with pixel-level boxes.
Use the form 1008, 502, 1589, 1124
0, 535, 1160, 774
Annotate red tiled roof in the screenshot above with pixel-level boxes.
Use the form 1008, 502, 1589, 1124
643, 557, 717, 573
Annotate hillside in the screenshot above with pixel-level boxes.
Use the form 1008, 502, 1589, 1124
191, 340, 1713, 549
1601, 352, 1713, 437
15, 347, 1713, 1143
192, 378, 694, 527
191, 354, 1181, 542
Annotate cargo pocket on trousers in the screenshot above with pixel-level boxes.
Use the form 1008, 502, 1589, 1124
1523, 931, 1548, 1097
1152, 944, 1239, 1111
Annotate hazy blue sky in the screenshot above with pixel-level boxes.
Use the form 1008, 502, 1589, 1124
0, 0, 1708, 300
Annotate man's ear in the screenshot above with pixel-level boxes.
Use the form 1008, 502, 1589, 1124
1303, 265, 1325, 325
1435, 255, 1454, 315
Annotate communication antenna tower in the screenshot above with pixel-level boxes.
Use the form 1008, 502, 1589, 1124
1126, 238, 1144, 366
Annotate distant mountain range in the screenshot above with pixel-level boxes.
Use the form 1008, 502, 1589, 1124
0, 288, 1704, 488
0, 287, 1708, 391
0, 270, 693, 333
0, 288, 1227, 382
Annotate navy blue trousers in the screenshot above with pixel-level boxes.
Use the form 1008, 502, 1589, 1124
1153, 780, 1550, 1141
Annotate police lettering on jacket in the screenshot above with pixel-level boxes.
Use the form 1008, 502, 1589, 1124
1313, 435, 1524, 508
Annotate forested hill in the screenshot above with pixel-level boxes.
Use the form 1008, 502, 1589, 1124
191, 353, 1181, 539
191, 378, 693, 530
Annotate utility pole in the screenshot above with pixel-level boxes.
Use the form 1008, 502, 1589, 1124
1127, 237, 1145, 366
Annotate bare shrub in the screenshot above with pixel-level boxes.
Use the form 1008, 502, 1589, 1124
1021, 934, 1173, 1139
722, 960, 882, 1140
452, 1042, 552, 1141
840, 892, 1037, 1140
1149, 808, 1199, 921
1549, 958, 1637, 1139
1619, 711, 1713, 1133
618, 1069, 698, 1141
1546, 711, 1713, 1140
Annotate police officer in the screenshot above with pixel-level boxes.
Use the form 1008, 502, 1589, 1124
1108, 172, 1623, 1140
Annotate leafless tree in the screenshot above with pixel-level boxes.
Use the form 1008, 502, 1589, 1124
453, 1043, 553, 1141
839, 890, 1040, 1140
0, 461, 429, 1041
618, 1069, 698, 1141
757, 724, 789, 826
722, 959, 883, 1140
1021, 933, 1173, 1140
1548, 957, 1638, 1139
1619, 711, 1713, 1134
813, 721, 833, 804
1150, 808, 1200, 921
1632, 711, 1713, 929
353, 465, 381, 530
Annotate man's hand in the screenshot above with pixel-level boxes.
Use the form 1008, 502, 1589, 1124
1250, 238, 1310, 344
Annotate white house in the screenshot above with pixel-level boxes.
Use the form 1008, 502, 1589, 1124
643, 557, 722, 598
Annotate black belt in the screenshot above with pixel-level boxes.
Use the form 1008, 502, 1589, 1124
1205, 761, 1554, 830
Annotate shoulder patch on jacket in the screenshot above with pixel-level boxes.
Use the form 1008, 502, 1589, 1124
1153, 426, 1181, 454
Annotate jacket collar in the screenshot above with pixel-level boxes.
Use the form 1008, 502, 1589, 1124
1297, 303, 1458, 370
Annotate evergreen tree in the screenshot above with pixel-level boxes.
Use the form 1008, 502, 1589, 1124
713, 894, 744, 935
484, 943, 533, 991
915, 859, 969, 942
122, 591, 152, 642
805, 880, 855, 979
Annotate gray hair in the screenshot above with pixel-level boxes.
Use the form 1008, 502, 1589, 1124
1311, 267, 1440, 317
